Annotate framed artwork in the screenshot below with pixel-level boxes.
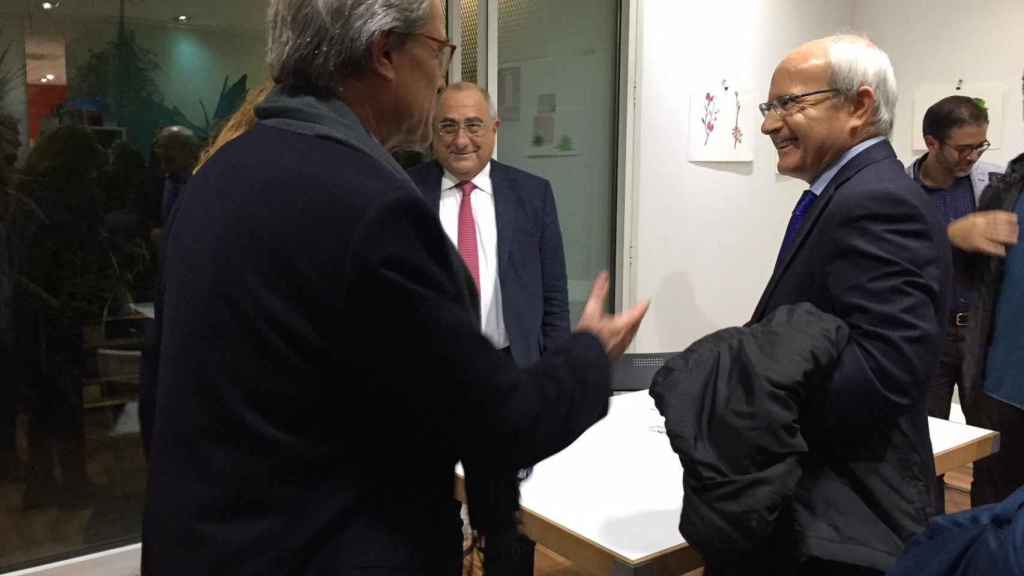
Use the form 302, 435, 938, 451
688, 81, 756, 163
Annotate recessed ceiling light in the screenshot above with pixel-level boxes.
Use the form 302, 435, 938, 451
176, 15, 189, 23
45, 73, 55, 81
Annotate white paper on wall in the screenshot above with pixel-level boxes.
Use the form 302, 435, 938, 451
688, 86, 756, 163
911, 83, 1006, 152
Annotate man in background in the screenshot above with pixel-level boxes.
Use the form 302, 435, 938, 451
408, 81, 570, 575
907, 95, 1009, 512
140, 125, 198, 244
409, 82, 570, 367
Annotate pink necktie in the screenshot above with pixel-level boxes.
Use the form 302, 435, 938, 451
457, 181, 480, 291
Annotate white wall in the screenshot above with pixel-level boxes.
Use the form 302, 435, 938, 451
630, 0, 855, 353
630, 0, 1024, 353
853, 0, 1024, 168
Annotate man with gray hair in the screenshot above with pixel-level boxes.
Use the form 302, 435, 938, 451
752, 35, 949, 574
140, 0, 648, 574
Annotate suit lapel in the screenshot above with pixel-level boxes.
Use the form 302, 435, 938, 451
420, 161, 444, 209
490, 161, 514, 271
752, 140, 896, 320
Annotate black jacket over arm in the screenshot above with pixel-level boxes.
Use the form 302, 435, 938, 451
651, 303, 850, 576
140, 90, 610, 575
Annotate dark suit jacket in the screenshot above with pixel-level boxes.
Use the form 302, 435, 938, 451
140, 89, 610, 575
407, 160, 570, 367
751, 140, 951, 570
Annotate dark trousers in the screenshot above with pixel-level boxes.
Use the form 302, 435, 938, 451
479, 346, 535, 576
482, 530, 534, 576
926, 327, 969, 514
928, 324, 1024, 512
965, 390, 1024, 507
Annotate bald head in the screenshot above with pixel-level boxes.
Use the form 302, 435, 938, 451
761, 34, 896, 183
154, 125, 200, 177
783, 35, 896, 136
432, 82, 499, 181
438, 82, 498, 120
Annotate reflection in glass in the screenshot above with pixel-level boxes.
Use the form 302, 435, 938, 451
497, 0, 620, 322
0, 2, 267, 569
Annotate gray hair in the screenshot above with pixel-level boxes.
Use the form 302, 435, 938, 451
442, 82, 499, 120
825, 34, 897, 137
266, 0, 433, 96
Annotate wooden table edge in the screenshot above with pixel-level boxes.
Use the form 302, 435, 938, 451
933, 430, 1000, 476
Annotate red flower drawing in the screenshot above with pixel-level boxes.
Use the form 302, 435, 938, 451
701, 92, 719, 146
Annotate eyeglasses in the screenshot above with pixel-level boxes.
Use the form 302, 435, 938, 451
437, 119, 488, 138
758, 88, 841, 118
398, 31, 457, 74
943, 139, 991, 159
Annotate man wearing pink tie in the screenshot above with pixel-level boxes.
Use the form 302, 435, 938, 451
408, 82, 570, 575
409, 82, 570, 367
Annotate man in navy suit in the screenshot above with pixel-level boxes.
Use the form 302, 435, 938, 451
408, 82, 569, 368
407, 81, 569, 574
754, 35, 950, 574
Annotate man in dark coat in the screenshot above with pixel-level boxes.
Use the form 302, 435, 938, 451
755, 35, 950, 574
139, 0, 648, 574
953, 152, 1024, 507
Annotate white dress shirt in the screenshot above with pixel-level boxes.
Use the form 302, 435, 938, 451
439, 162, 509, 349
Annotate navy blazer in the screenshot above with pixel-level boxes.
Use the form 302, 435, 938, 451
140, 91, 610, 575
752, 140, 951, 570
407, 160, 570, 367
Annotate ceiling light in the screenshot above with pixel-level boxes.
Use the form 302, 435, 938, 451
40, 77, 49, 83
41, 1, 59, 10
176, 15, 189, 23
45, 73, 55, 81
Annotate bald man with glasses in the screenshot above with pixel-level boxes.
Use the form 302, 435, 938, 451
408, 81, 571, 575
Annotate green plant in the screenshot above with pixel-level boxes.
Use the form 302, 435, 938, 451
70, 26, 250, 153
0, 27, 25, 105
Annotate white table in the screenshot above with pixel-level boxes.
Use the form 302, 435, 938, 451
457, 391, 1000, 575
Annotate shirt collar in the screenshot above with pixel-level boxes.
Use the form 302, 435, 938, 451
808, 136, 886, 196
912, 153, 971, 192
442, 161, 493, 196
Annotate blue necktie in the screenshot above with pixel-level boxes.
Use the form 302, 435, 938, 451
776, 189, 817, 267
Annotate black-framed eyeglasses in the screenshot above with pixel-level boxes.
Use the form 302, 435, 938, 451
437, 119, 488, 138
943, 139, 991, 159
758, 88, 841, 118
397, 31, 457, 73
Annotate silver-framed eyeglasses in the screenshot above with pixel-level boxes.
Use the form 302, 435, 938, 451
944, 139, 991, 159
437, 119, 488, 138
758, 88, 841, 118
